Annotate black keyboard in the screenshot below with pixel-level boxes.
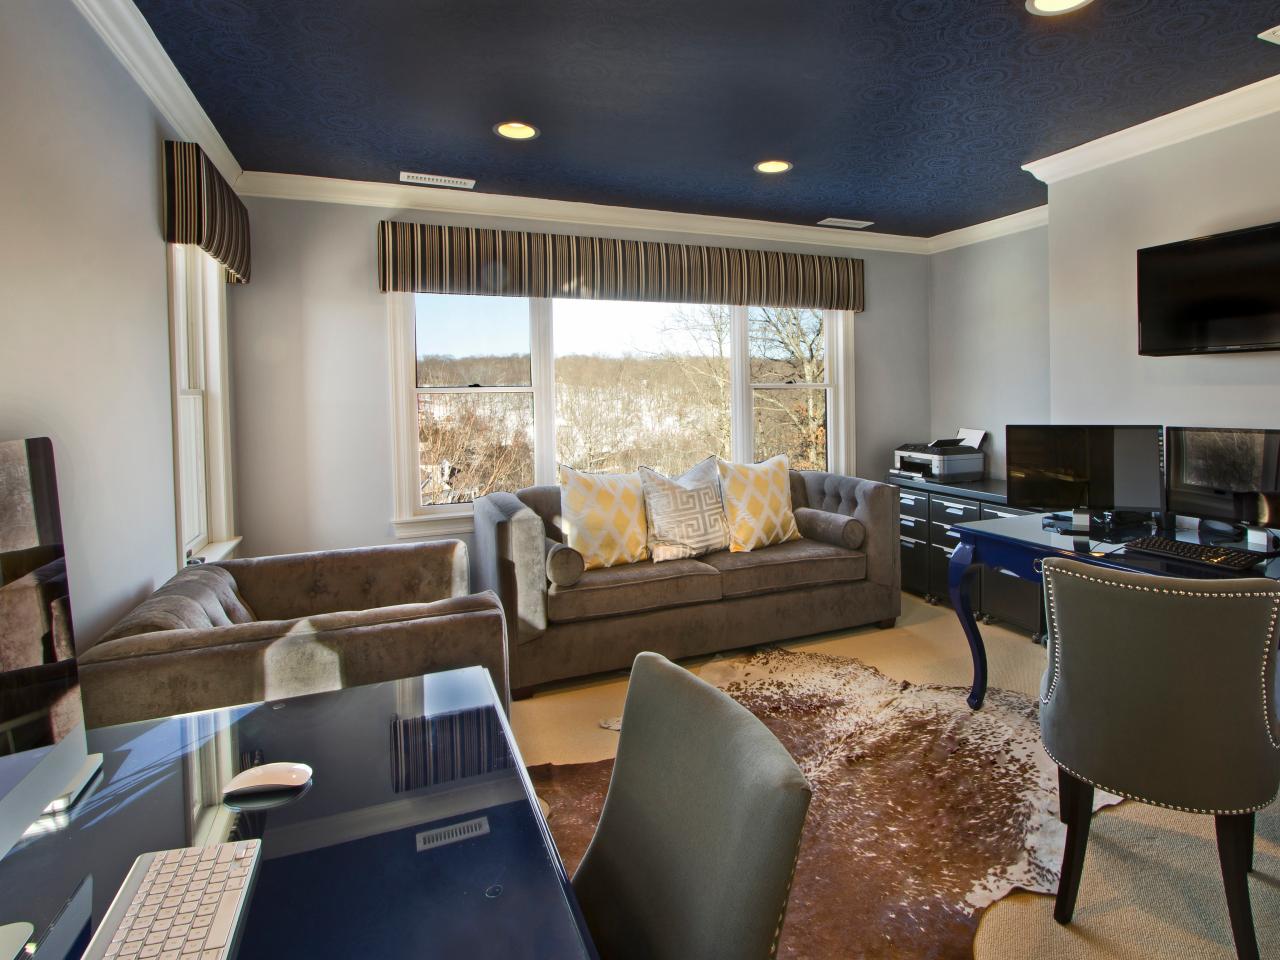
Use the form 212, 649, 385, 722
1123, 535, 1264, 573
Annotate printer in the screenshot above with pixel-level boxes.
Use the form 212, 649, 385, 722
890, 428, 987, 483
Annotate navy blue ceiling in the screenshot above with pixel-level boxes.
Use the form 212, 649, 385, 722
134, 0, 1279, 237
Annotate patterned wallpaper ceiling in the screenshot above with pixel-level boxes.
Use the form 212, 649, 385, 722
133, 0, 1280, 237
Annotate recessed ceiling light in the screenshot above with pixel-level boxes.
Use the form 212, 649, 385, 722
1025, 0, 1094, 15
1260, 24, 1280, 45
754, 160, 793, 174
494, 121, 539, 141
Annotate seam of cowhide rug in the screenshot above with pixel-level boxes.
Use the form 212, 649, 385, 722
529, 647, 1120, 960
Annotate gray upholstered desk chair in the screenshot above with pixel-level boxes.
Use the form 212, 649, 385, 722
573, 652, 812, 960
1040, 557, 1280, 960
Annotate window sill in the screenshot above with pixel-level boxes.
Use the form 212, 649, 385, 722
188, 537, 243, 564
391, 507, 475, 540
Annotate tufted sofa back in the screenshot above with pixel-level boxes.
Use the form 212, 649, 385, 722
100, 565, 255, 643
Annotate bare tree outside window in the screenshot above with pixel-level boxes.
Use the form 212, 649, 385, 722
749, 307, 829, 470
554, 300, 732, 476
415, 294, 534, 504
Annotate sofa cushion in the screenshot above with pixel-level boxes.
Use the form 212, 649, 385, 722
639, 458, 730, 562
100, 565, 256, 642
548, 558, 721, 624
698, 539, 865, 598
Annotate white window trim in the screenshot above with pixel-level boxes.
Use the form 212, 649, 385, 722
388, 295, 856, 539
168, 245, 240, 566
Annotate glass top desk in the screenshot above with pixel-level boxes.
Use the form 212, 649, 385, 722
948, 513, 1280, 710
0, 667, 598, 960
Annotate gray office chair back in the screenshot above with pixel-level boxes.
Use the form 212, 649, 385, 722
1041, 557, 1280, 813
573, 652, 812, 960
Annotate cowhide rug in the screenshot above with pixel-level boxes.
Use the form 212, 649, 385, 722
528, 648, 1120, 960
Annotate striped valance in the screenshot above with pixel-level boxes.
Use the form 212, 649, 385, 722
163, 141, 251, 284
377, 222, 863, 311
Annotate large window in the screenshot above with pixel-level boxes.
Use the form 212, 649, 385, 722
168, 246, 237, 564
394, 295, 850, 531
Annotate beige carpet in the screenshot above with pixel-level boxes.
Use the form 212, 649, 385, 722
510, 595, 1280, 959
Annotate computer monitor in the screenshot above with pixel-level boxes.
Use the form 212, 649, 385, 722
1165, 427, 1280, 528
1005, 425, 1165, 516
0, 438, 92, 863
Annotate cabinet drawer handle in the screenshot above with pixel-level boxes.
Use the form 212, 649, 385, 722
946, 507, 965, 516
989, 510, 1015, 519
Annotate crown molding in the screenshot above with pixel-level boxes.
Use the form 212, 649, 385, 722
925, 205, 1048, 253
234, 171, 934, 255
1023, 73, 1280, 185
70, 0, 241, 184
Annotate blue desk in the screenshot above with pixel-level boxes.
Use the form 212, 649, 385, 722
948, 514, 1280, 710
0, 667, 598, 960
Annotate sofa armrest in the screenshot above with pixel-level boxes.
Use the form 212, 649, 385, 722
794, 472, 900, 593
79, 591, 510, 726
794, 507, 865, 550
471, 493, 549, 646
217, 540, 469, 620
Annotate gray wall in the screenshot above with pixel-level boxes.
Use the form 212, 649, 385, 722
230, 196, 931, 556
928, 227, 1050, 477
1048, 111, 1280, 429
0, 0, 179, 647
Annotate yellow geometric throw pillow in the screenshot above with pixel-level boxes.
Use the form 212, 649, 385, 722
559, 465, 651, 570
716, 455, 801, 553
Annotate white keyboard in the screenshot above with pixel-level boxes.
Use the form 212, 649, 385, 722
81, 840, 261, 960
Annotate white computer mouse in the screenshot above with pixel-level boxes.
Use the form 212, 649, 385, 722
222, 761, 313, 798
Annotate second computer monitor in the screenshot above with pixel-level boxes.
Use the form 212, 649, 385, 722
1165, 426, 1280, 526
1005, 425, 1164, 514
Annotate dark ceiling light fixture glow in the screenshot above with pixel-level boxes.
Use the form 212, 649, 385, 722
494, 121, 540, 140
754, 160, 793, 174
1025, 0, 1095, 14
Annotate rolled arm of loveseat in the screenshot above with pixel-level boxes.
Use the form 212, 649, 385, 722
471, 493, 549, 646
795, 472, 900, 594
217, 540, 470, 621
79, 591, 510, 727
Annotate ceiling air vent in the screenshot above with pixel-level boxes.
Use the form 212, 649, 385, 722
1260, 24, 1280, 45
817, 217, 875, 230
399, 171, 476, 190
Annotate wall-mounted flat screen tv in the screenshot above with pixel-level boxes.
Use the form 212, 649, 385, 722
1138, 219, 1280, 356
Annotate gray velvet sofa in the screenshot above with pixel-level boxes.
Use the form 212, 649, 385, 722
79, 540, 509, 727
473, 470, 900, 692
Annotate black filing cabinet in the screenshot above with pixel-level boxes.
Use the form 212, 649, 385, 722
889, 475, 1043, 635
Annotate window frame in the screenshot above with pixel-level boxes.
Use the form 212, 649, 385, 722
389, 294, 855, 538
168, 245, 240, 566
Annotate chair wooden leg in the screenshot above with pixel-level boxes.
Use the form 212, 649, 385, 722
1054, 767, 1094, 925
1215, 813, 1260, 960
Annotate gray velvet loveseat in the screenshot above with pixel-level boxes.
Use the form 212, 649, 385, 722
79, 540, 509, 727
473, 470, 900, 693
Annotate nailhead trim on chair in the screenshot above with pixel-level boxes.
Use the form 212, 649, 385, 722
1040, 561, 1280, 812
770, 820, 807, 959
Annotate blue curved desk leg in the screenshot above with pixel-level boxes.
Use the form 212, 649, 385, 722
947, 540, 987, 710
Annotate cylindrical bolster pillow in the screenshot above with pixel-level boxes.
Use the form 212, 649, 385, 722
545, 538, 585, 586
795, 507, 866, 550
